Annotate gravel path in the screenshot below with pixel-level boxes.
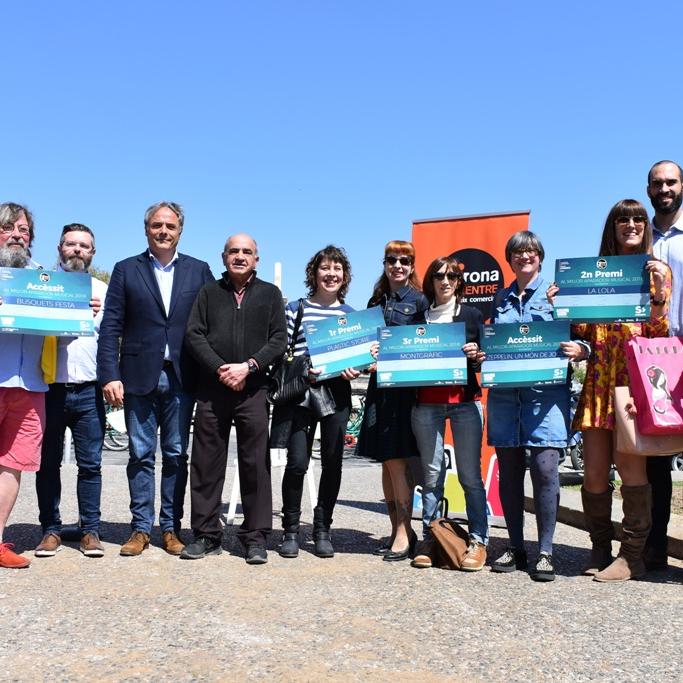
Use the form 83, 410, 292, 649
1, 457, 681, 682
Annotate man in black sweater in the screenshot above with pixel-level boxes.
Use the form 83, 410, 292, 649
182, 233, 286, 564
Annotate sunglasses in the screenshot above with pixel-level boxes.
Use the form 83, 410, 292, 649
615, 216, 647, 227
432, 271, 459, 282
384, 255, 412, 266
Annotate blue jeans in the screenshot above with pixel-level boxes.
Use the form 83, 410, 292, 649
36, 382, 105, 534
411, 401, 488, 544
124, 365, 194, 533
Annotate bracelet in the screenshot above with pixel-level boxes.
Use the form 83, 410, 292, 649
650, 295, 667, 306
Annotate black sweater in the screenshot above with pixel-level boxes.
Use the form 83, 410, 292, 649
185, 273, 287, 390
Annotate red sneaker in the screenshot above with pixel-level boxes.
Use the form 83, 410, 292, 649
0, 543, 31, 568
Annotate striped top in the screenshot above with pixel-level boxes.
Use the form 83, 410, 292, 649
286, 298, 355, 357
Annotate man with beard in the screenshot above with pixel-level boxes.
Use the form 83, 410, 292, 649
0, 203, 47, 568
98, 202, 214, 556
644, 160, 683, 569
34, 224, 109, 558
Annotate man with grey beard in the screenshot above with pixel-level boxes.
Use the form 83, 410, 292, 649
0, 202, 47, 569
34, 224, 109, 558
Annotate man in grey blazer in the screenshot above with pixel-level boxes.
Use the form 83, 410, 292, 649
98, 202, 214, 556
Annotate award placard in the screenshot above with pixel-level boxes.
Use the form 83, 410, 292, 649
480, 320, 569, 387
376, 323, 467, 388
304, 306, 384, 380
0, 268, 94, 336
553, 254, 649, 323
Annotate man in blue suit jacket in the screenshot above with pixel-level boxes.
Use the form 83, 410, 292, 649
97, 202, 214, 556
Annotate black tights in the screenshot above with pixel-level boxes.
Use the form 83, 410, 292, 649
497, 446, 560, 555
281, 404, 350, 531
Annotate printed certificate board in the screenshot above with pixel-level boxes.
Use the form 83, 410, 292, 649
553, 254, 649, 323
480, 320, 569, 387
0, 267, 93, 336
376, 322, 467, 388
304, 306, 384, 380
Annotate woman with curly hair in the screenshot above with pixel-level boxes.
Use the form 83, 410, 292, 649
277, 245, 360, 559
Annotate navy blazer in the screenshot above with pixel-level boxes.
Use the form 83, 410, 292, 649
97, 250, 214, 395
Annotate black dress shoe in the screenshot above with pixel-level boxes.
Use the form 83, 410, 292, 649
180, 536, 222, 560
372, 538, 394, 556
246, 545, 268, 565
382, 532, 417, 562
279, 532, 299, 558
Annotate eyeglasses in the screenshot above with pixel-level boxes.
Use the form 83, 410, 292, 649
432, 271, 459, 282
1, 224, 30, 236
511, 248, 538, 258
615, 216, 647, 227
149, 221, 179, 231
384, 255, 412, 266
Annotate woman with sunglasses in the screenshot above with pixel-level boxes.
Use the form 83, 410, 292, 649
548, 201, 670, 582
483, 231, 584, 581
410, 256, 489, 571
357, 241, 428, 561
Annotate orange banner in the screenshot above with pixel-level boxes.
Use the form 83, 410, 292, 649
412, 211, 529, 517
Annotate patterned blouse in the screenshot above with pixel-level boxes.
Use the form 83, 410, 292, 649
572, 270, 671, 431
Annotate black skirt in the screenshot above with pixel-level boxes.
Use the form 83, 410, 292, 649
355, 374, 419, 462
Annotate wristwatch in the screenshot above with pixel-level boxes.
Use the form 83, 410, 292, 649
247, 358, 258, 374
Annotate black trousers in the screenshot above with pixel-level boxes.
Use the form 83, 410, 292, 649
190, 386, 272, 547
281, 403, 350, 531
646, 455, 672, 551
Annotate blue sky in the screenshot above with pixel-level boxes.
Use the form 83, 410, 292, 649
3, 1, 681, 308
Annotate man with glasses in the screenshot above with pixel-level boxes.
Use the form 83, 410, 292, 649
34, 224, 109, 559
98, 202, 214, 556
0, 203, 47, 568
644, 160, 683, 570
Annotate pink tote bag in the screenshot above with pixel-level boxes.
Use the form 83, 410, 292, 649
625, 336, 683, 436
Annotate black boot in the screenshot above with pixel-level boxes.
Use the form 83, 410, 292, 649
279, 510, 300, 558
313, 505, 334, 558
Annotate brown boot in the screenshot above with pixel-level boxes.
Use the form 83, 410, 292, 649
120, 531, 150, 556
594, 484, 651, 583
581, 486, 614, 575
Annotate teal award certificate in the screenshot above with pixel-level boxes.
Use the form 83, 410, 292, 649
480, 320, 569, 387
376, 322, 467, 388
304, 307, 384, 380
553, 254, 649, 323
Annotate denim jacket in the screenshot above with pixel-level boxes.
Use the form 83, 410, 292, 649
371, 285, 429, 327
487, 275, 570, 448
491, 275, 554, 324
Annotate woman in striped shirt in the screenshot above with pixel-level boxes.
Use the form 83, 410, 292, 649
279, 245, 360, 559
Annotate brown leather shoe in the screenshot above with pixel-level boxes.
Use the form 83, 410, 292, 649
411, 539, 434, 568
80, 532, 104, 558
35, 533, 62, 557
460, 541, 487, 572
162, 530, 184, 556
120, 531, 150, 556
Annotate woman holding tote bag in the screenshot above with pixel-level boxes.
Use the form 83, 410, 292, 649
548, 199, 671, 582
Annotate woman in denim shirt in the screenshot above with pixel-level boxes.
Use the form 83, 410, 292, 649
357, 240, 429, 561
482, 231, 585, 581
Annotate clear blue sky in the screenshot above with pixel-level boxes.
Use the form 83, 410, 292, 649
3, 1, 681, 308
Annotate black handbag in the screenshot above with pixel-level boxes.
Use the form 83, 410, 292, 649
267, 299, 310, 406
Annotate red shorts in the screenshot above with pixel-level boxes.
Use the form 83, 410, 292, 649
0, 388, 45, 472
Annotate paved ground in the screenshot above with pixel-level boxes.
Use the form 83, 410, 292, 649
1, 454, 681, 683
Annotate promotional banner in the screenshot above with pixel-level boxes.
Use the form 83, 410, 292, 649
413, 211, 529, 519
376, 322, 467, 388
480, 320, 570, 387
0, 267, 94, 336
553, 254, 650, 323
304, 306, 384, 380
